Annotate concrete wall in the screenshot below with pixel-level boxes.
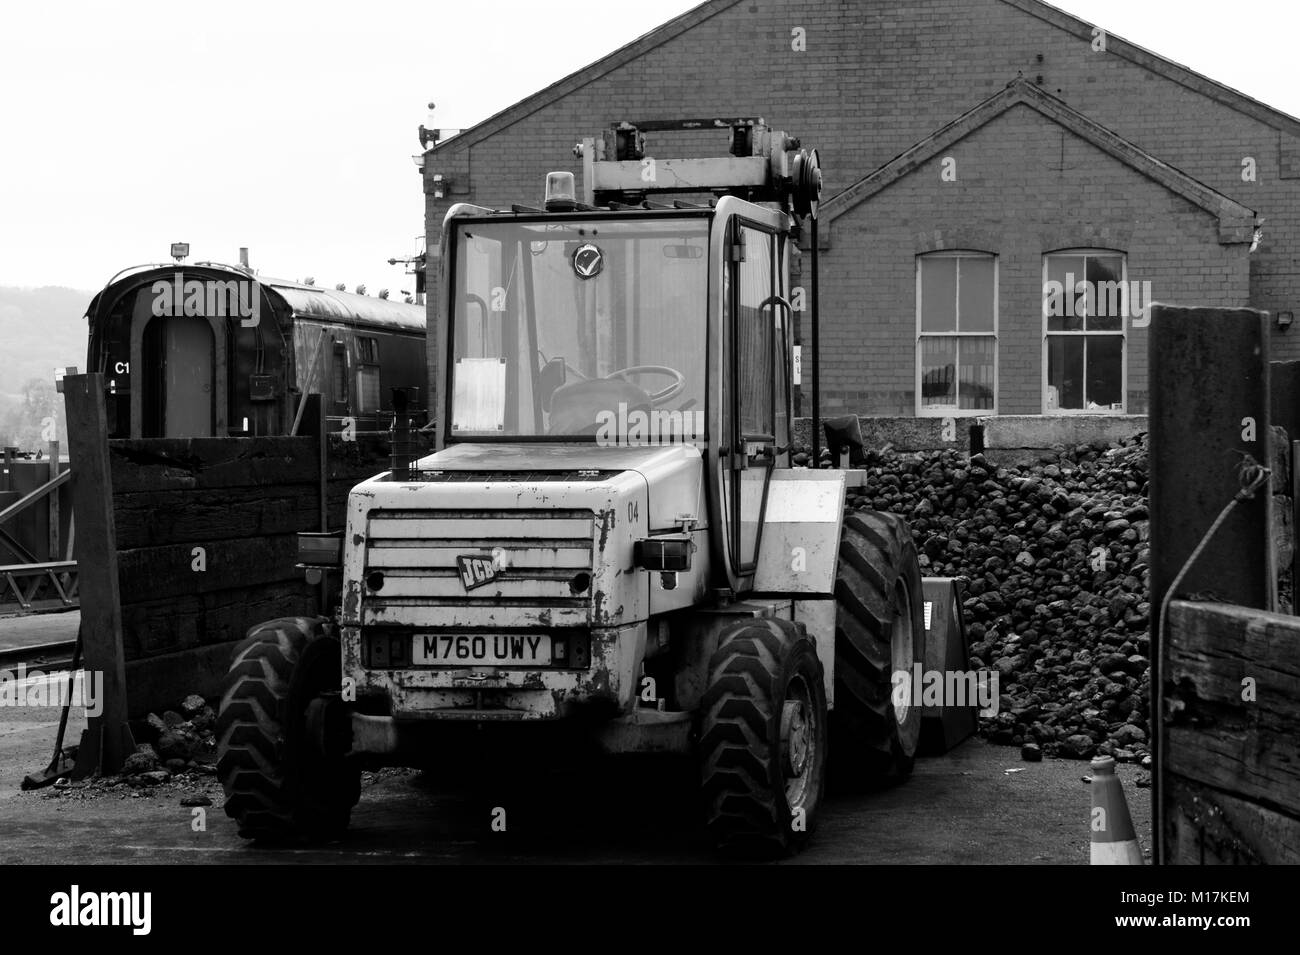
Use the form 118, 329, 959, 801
795, 413, 1147, 456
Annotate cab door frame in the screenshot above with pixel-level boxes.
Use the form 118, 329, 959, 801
706, 197, 793, 595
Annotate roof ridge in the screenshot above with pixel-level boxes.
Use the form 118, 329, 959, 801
433, 0, 1300, 157
999, 0, 1300, 134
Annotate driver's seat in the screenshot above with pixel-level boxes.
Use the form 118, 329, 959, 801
548, 378, 651, 437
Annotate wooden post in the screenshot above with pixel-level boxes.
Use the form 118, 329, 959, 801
47, 440, 60, 562
315, 394, 328, 612
1293, 441, 1300, 610
1149, 304, 1273, 864
62, 373, 134, 775
315, 395, 328, 532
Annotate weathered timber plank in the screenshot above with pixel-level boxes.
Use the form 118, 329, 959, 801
63, 372, 133, 772
1165, 774, 1300, 864
113, 486, 320, 548
121, 580, 315, 658
117, 535, 301, 603
1165, 600, 1300, 817
109, 437, 319, 492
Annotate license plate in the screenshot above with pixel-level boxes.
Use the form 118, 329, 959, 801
412, 633, 551, 666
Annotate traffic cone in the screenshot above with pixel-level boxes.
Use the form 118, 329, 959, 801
1089, 755, 1144, 864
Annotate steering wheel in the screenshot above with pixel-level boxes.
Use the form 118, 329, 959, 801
604, 365, 686, 406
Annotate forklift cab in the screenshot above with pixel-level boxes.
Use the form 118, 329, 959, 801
438, 192, 796, 595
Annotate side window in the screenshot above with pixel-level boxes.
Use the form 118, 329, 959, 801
916, 252, 997, 415
332, 342, 348, 404
736, 226, 775, 440
357, 336, 380, 412
729, 223, 777, 574
773, 241, 790, 454
1043, 250, 1126, 413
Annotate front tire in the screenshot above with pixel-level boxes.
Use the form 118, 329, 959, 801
699, 618, 828, 857
216, 617, 360, 842
832, 511, 926, 782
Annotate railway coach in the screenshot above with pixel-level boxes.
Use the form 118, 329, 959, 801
85, 259, 426, 439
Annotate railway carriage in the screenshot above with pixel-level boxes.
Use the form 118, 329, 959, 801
85, 261, 426, 439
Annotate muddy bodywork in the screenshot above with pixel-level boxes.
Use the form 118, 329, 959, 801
339, 442, 706, 721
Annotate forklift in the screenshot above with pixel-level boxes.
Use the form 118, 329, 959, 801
216, 119, 972, 855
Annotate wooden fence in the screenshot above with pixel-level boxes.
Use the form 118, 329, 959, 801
1162, 600, 1300, 863
63, 374, 401, 741
1150, 304, 1300, 863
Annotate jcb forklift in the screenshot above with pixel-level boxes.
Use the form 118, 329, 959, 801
216, 120, 971, 855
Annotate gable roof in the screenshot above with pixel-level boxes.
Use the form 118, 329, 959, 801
1000, 0, 1300, 135
432, 0, 1300, 155
819, 77, 1258, 245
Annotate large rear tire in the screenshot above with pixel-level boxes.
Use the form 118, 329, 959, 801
216, 617, 360, 842
832, 511, 926, 782
700, 618, 827, 857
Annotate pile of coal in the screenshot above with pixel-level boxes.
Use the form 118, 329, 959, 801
120, 694, 219, 785
797, 434, 1151, 761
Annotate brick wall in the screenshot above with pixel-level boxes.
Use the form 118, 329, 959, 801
827, 103, 1250, 415
422, 0, 1299, 414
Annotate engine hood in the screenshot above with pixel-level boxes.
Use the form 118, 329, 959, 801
412, 442, 700, 475
396, 442, 706, 535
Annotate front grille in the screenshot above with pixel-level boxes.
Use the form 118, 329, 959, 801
361, 508, 595, 628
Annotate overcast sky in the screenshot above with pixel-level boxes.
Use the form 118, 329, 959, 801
1, 0, 1295, 296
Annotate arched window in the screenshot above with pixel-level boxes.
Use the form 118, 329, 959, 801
916, 252, 997, 415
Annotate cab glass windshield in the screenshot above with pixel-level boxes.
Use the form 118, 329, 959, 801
449, 215, 708, 442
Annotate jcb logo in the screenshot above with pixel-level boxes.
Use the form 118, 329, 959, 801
457, 554, 500, 591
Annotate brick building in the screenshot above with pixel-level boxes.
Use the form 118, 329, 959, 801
421, 0, 1299, 419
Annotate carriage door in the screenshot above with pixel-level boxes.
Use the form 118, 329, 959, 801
160, 316, 214, 437
726, 222, 778, 579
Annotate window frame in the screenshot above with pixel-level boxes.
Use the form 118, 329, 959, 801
331, 341, 349, 406
914, 250, 999, 417
1041, 249, 1128, 415
357, 335, 381, 413
725, 217, 779, 575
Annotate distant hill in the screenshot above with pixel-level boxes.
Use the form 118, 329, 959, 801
0, 286, 92, 451
0, 286, 92, 401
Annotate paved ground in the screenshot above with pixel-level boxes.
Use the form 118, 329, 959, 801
0, 610, 1154, 864
0, 695, 1153, 864
0, 609, 79, 652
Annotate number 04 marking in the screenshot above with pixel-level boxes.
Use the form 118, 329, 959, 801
628, 501, 639, 523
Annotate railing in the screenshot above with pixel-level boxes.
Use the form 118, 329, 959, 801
0, 444, 77, 613
0, 560, 79, 611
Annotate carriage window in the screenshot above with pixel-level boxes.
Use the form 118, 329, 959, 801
358, 337, 380, 412
332, 343, 348, 403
